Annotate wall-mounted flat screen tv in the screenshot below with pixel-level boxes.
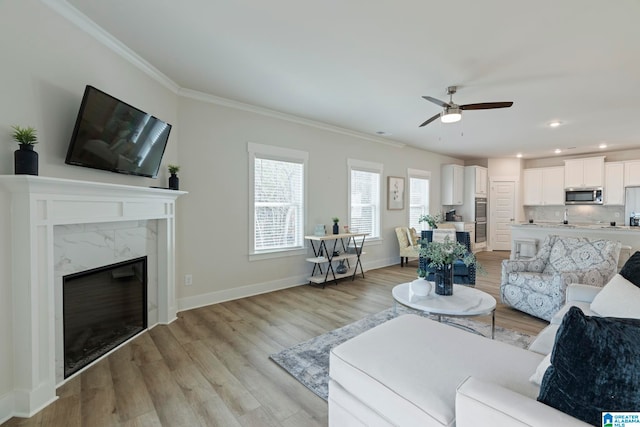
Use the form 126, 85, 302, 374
65, 85, 172, 178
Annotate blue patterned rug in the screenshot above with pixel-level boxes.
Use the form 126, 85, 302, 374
269, 306, 533, 400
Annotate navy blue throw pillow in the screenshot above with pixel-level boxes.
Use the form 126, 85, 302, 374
620, 251, 640, 288
537, 306, 640, 426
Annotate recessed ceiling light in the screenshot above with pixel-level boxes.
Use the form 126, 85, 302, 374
376, 131, 392, 136
516, 153, 523, 158
554, 149, 562, 154
599, 143, 608, 149
549, 121, 562, 128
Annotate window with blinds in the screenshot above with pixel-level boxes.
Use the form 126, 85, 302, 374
409, 176, 430, 230
349, 161, 381, 239
249, 143, 307, 257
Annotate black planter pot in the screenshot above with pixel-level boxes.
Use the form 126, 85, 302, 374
434, 263, 454, 296
168, 173, 179, 190
14, 144, 38, 175
333, 223, 339, 234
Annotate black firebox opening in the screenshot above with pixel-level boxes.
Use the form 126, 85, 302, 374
63, 256, 148, 378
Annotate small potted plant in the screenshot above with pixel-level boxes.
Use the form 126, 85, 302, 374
332, 217, 340, 234
418, 213, 443, 230
11, 125, 39, 175
168, 164, 180, 190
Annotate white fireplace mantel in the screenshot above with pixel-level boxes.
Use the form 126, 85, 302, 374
0, 175, 186, 418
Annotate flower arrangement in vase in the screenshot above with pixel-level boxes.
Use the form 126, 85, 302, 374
418, 235, 477, 296
418, 213, 443, 230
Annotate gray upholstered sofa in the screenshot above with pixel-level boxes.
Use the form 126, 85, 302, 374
500, 234, 621, 321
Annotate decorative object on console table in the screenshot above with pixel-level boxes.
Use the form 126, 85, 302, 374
11, 125, 39, 175
336, 260, 348, 274
332, 217, 339, 234
387, 176, 405, 210
419, 234, 477, 296
168, 164, 180, 190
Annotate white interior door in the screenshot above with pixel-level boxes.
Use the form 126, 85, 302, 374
490, 180, 516, 251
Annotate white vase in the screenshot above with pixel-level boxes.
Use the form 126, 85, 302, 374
410, 278, 431, 296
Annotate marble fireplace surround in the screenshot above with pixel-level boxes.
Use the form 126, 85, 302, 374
0, 176, 186, 418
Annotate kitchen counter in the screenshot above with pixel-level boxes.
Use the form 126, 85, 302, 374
510, 222, 638, 259
513, 222, 640, 232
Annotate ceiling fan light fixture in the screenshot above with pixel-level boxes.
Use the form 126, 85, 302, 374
441, 107, 462, 123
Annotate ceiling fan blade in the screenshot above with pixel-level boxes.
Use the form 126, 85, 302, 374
460, 102, 513, 110
422, 96, 451, 108
419, 113, 441, 127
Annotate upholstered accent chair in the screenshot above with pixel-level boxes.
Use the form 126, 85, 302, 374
500, 234, 621, 321
394, 226, 419, 267
419, 229, 476, 285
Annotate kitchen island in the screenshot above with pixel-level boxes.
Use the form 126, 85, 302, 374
511, 222, 637, 264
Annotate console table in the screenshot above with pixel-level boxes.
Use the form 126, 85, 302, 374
304, 232, 367, 287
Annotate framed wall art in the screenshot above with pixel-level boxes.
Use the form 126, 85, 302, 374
387, 176, 405, 210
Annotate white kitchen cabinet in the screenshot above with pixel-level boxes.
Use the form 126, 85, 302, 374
625, 161, 640, 187
442, 164, 464, 205
523, 166, 565, 205
466, 166, 487, 197
564, 157, 605, 188
605, 162, 625, 205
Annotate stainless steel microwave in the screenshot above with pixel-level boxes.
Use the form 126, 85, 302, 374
565, 188, 603, 205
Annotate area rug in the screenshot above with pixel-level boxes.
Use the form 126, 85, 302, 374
269, 306, 534, 401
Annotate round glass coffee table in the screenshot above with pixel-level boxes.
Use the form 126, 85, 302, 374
392, 281, 497, 338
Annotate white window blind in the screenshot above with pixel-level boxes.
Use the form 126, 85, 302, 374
254, 158, 304, 251
349, 161, 381, 239
409, 176, 430, 230
249, 143, 307, 257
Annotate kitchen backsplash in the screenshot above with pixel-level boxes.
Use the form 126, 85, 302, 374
524, 205, 625, 225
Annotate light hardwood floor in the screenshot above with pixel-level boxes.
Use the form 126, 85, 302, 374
3, 250, 548, 427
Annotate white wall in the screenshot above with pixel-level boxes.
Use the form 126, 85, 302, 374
0, 0, 178, 420
175, 95, 458, 307
0, 0, 461, 420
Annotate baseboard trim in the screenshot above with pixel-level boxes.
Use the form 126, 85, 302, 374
177, 258, 399, 313
0, 392, 14, 424
177, 274, 309, 312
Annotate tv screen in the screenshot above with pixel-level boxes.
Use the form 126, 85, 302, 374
65, 85, 172, 178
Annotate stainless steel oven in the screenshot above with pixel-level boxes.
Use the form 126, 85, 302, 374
475, 221, 487, 243
475, 198, 487, 243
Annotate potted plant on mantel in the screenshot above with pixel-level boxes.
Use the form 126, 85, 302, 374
418, 236, 477, 296
168, 164, 180, 190
332, 217, 340, 234
11, 125, 39, 175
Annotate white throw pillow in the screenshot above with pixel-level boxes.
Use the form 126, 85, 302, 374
590, 274, 640, 319
432, 229, 456, 243
529, 353, 551, 386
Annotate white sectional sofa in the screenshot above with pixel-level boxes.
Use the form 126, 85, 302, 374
329, 313, 589, 426
329, 250, 640, 426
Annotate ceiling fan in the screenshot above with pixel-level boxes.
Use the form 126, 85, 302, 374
419, 86, 513, 127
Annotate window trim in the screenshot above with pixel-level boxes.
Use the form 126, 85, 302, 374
248, 142, 308, 260
348, 158, 383, 242
407, 168, 432, 230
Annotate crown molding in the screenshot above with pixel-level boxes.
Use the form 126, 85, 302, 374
40, 0, 180, 93
41, 0, 405, 149
178, 88, 406, 148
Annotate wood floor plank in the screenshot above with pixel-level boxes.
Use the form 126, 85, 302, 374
139, 360, 202, 427
2, 251, 548, 426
